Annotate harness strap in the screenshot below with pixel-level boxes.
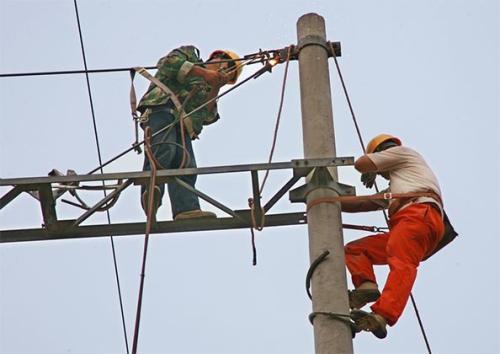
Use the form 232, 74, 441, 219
129, 70, 143, 154
131, 67, 195, 138
307, 191, 442, 213
129, 70, 138, 117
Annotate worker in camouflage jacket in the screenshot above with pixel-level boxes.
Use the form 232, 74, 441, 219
137, 45, 242, 221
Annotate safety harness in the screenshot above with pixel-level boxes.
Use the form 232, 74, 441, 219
307, 190, 442, 214
307, 190, 457, 260
130, 67, 195, 139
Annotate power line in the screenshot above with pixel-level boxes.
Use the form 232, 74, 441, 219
73, 1, 129, 353
0, 66, 157, 78
0, 53, 266, 79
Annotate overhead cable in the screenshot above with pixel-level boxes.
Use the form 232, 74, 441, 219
73, 1, 129, 353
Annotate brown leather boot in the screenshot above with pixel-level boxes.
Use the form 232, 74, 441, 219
348, 282, 381, 309
174, 209, 217, 220
350, 309, 387, 339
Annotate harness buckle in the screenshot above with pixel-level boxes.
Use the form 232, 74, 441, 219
383, 192, 393, 200
137, 109, 150, 124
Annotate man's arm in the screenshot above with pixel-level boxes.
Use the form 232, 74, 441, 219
188, 66, 229, 111
354, 155, 378, 173
341, 197, 387, 213
345, 153, 388, 212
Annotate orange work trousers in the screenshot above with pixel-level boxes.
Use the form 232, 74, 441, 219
345, 203, 444, 326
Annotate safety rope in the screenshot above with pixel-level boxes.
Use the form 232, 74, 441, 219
247, 197, 262, 265
329, 42, 433, 353
72, 2, 129, 353
247, 46, 292, 265
131, 127, 158, 354
259, 46, 292, 194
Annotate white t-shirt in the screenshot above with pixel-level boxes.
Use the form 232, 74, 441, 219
367, 146, 442, 212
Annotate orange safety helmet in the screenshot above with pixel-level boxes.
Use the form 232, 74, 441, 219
209, 49, 242, 84
366, 134, 402, 154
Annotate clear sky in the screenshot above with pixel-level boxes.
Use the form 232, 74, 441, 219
0, 1, 498, 354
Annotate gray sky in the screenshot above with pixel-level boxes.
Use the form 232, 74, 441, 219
0, 0, 499, 353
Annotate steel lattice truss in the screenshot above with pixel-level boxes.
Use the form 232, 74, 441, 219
0, 157, 354, 242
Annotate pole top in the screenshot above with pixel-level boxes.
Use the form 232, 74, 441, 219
297, 13, 326, 39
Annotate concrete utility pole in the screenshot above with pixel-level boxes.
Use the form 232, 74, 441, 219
297, 13, 354, 354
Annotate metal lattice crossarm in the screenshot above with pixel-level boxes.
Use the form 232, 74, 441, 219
0, 157, 354, 243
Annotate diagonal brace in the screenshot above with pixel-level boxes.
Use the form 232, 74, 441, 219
263, 175, 302, 213
0, 186, 25, 210
171, 177, 242, 220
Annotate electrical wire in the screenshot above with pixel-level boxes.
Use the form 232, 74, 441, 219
0, 51, 269, 78
73, 1, 129, 353
329, 43, 433, 354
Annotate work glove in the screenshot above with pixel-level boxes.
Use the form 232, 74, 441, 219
361, 172, 377, 189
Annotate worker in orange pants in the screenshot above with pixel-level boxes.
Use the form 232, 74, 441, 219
345, 203, 444, 327
342, 134, 445, 339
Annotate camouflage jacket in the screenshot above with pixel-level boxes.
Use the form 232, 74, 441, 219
137, 45, 219, 136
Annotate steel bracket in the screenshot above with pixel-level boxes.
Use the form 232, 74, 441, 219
289, 167, 355, 203
276, 41, 341, 62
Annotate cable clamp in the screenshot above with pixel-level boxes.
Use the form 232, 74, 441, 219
375, 226, 389, 233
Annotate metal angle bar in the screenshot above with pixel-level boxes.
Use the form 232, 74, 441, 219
0, 212, 308, 243
0, 186, 24, 210
0, 157, 354, 186
263, 175, 302, 212
250, 171, 262, 211
172, 177, 240, 219
73, 179, 134, 226
38, 184, 58, 229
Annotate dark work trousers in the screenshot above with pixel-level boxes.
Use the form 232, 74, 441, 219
141, 106, 200, 217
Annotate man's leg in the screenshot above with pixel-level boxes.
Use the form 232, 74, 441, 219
141, 110, 177, 216
371, 204, 444, 326
345, 233, 389, 288
167, 127, 201, 217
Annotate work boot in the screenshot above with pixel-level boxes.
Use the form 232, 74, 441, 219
350, 309, 387, 339
141, 186, 161, 223
174, 209, 217, 220
348, 282, 381, 309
